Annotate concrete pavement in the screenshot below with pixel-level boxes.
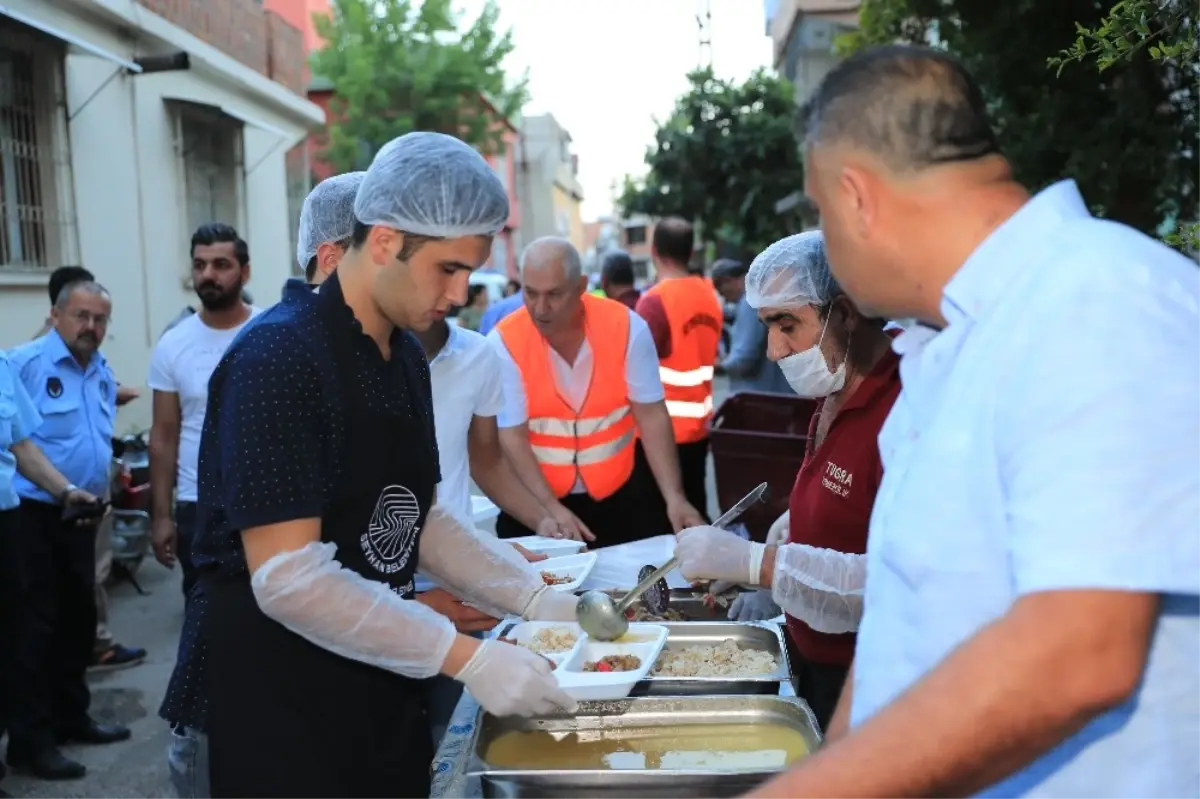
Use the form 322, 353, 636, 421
5, 561, 181, 798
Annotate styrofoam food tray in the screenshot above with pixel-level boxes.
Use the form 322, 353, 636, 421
501, 620, 583, 666
506, 535, 588, 557
501, 621, 669, 702
537, 551, 598, 592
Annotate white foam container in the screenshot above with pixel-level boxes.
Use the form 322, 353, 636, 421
555, 624, 669, 701
537, 551, 598, 592
501, 621, 583, 666
506, 535, 588, 557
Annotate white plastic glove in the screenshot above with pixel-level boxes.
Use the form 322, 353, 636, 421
707, 512, 790, 596
456, 639, 578, 717
418, 504, 548, 619
250, 541, 457, 678
727, 589, 782, 622
770, 543, 866, 634
766, 510, 790, 547
675, 525, 765, 586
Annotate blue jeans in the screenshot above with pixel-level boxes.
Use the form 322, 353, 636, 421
167, 724, 210, 798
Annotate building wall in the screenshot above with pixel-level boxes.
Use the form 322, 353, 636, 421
0, 0, 322, 433
517, 114, 584, 254
769, 0, 860, 110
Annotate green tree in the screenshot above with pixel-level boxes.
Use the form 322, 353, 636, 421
311, 0, 527, 172
618, 68, 805, 256
839, 0, 1197, 246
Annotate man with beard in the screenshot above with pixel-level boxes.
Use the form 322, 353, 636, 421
5, 281, 129, 780
149, 223, 261, 601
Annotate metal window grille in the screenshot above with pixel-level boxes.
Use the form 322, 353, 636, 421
0, 20, 79, 271
176, 104, 244, 235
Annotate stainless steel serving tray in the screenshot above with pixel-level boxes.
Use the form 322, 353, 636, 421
633, 621, 791, 696
468, 694, 821, 799
597, 588, 740, 622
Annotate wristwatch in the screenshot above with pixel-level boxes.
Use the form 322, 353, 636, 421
59, 483, 79, 503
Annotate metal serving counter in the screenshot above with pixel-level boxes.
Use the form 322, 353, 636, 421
429, 537, 800, 799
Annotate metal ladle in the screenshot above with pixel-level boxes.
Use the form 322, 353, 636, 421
575, 482, 770, 641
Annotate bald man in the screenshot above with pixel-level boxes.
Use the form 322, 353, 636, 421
488, 237, 704, 546
743, 45, 1199, 799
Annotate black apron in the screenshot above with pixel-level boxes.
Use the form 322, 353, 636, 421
205, 312, 439, 799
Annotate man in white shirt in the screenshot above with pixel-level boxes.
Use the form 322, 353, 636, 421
489, 237, 704, 546
148, 223, 262, 599
743, 45, 1198, 799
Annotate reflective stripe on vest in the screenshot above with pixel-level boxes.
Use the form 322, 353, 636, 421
496, 295, 636, 501
645, 276, 723, 444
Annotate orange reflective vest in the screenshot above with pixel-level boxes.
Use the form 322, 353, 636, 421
496, 294, 636, 501
644, 275, 723, 444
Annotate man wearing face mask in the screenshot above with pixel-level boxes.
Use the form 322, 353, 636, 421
673, 230, 898, 730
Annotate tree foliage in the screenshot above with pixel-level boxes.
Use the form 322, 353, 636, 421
311, 0, 527, 172
840, 0, 1197, 248
618, 68, 805, 256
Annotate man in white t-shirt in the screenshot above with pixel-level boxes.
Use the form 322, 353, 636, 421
147, 223, 261, 600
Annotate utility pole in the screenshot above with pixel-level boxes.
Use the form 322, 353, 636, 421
696, 0, 713, 70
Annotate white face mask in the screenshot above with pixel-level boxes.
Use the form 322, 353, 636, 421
777, 314, 847, 398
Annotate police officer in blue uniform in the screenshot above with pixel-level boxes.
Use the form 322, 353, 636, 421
193, 134, 582, 798
0, 354, 99, 793
5, 280, 131, 781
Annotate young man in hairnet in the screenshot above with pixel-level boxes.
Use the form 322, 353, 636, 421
296, 172, 366, 287
186, 133, 581, 798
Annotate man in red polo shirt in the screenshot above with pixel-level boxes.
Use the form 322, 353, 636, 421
673, 230, 900, 730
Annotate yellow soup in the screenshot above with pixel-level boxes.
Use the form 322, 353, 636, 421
483, 723, 809, 771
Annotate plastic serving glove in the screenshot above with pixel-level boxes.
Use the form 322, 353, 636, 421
675, 525, 765, 586
456, 640, 578, 717
728, 590, 782, 622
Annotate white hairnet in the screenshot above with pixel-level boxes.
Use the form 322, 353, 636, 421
745, 230, 840, 310
296, 172, 365, 268
353, 132, 510, 239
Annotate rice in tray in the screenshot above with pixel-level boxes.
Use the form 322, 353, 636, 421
525, 627, 578, 655
653, 638, 778, 678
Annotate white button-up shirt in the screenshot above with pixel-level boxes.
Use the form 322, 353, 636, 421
855, 181, 1200, 797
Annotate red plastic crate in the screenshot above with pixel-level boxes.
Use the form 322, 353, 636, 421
708, 392, 817, 542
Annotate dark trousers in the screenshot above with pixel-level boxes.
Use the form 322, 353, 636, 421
8, 499, 97, 753
174, 501, 200, 601
496, 472, 650, 548
637, 438, 712, 536
0, 508, 21, 781
785, 634, 850, 732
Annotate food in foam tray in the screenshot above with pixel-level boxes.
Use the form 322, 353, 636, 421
583, 654, 643, 673
541, 570, 573, 585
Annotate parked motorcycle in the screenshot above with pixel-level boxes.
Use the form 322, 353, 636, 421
109, 433, 151, 592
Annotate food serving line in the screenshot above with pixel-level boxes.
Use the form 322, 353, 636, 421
430, 534, 821, 799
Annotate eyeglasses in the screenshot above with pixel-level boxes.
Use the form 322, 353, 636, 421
66, 310, 110, 327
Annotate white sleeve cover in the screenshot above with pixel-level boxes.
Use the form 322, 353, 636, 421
417, 504, 546, 619
769, 543, 867, 635
250, 541, 458, 679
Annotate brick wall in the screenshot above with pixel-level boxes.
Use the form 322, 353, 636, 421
135, 0, 306, 95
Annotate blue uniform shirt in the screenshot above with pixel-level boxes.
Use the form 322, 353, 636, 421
8, 330, 116, 502
478, 290, 523, 335
0, 354, 45, 511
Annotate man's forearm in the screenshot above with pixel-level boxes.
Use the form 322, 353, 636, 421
631, 402, 686, 501
823, 660, 853, 743
10, 439, 71, 498
470, 442, 547, 531
148, 429, 179, 520
498, 427, 562, 508
747, 596, 1152, 798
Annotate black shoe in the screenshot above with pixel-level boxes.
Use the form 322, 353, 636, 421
55, 719, 131, 745
6, 746, 87, 780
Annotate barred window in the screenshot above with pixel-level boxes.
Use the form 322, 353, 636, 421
0, 19, 79, 271
175, 102, 244, 235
